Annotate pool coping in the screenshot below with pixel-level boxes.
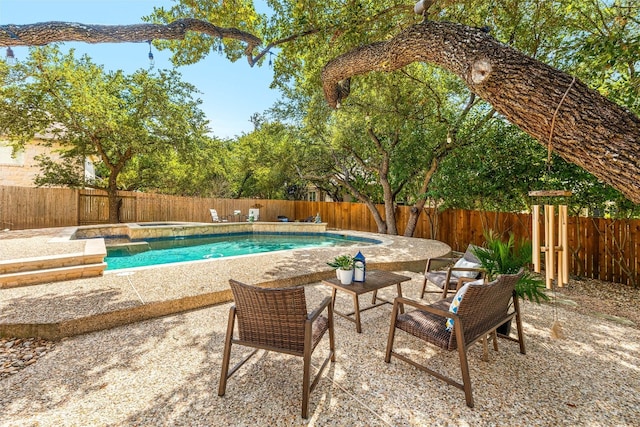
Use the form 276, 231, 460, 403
0, 226, 451, 340
74, 221, 330, 241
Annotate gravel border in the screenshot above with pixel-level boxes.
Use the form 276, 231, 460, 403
1, 273, 638, 426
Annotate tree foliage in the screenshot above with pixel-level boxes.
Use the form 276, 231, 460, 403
558, 0, 639, 114
0, 46, 210, 222
225, 118, 310, 199
1, 0, 638, 218
322, 17, 640, 205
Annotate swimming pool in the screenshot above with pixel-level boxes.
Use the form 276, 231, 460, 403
105, 232, 381, 270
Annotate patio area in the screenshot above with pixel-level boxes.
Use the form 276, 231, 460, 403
1, 272, 639, 426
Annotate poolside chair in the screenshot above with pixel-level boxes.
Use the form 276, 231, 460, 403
420, 244, 485, 299
210, 209, 227, 223
219, 279, 335, 419
247, 208, 260, 222
385, 271, 525, 408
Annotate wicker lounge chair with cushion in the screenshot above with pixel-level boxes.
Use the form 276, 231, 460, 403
420, 244, 485, 299
218, 279, 335, 419
386, 271, 525, 408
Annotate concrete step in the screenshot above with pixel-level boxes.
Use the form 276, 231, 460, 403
0, 238, 106, 288
0, 252, 105, 275
0, 263, 107, 289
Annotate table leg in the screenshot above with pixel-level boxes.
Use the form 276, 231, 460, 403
353, 294, 362, 333
396, 283, 405, 314
331, 288, 337, 310
371, 290, 378, 305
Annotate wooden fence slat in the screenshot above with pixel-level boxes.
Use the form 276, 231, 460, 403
567, 215, 575, 275
613, 220, 621, 283
589, 218, 599, 279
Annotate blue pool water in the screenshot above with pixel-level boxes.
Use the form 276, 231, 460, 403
105, 232, 379, 270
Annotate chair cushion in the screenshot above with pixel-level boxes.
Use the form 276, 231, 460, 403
463, 244, 482, 264
450, 258, 482, 279
445, 280, 482, 331
425, 271, 446, 287
425, 271, 458, 290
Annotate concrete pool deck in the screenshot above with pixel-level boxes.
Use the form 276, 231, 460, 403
0, 225, 451, 339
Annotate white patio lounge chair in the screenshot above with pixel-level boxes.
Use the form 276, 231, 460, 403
248, 208, 259, 222
210, 209, 227, 223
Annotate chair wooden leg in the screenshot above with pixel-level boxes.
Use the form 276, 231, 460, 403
513, 295, 526, 354
442, 285, 449, 299
492, 330, 499, 352
385, 300, 400, 363
302, 329, 312, 419
420, 276, 427, 299
396, 283, 405, 314
218, 306, 236, 396
481, 337, 489, 362
454, 322, 474, 408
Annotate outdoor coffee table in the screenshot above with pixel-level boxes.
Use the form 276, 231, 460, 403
321, 270, 411, 333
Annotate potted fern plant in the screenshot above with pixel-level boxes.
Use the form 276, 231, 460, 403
472, 230, 549, 334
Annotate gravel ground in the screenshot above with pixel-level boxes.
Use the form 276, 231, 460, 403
1, 273, 638, 426
554, 276, 640, 327
0, 338, 55, 379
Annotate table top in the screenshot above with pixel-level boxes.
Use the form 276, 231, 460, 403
321, 270, 411, 295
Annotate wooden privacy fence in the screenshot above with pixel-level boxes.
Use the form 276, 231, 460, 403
0, 185, 637, 286
0, 186, 78, 230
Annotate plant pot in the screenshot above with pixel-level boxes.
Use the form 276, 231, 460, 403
497, 320, 512, 336
337, 268, 354, 285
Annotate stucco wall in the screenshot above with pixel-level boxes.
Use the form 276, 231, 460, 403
0, 142, 57, 187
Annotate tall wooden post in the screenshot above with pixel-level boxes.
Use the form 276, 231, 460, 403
529, 190, 571, 289
559, 205, 569, 285
532, 205, 540, 273
545, 205, 556, 289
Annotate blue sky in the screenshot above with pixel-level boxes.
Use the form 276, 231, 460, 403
1, 0, 279, 139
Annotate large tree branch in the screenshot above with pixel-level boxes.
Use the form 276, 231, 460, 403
321, 20, 640, 204
0, 3, 414, 67
0, 19, 262, 65
248, 4, 414, 66
248, 29, 319, 66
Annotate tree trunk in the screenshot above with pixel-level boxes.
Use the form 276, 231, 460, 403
382, 191, 397, 235
404, 158, 438, 237
107, 175, 119, 224
366, 200, 388, 234
322, 20, 640, 204
340, 181, 388, 234
379, 162, 398, 236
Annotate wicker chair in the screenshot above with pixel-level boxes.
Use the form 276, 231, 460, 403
420, 244, 486, 299
386, 271, 525, 408
218, 279, 335, 419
